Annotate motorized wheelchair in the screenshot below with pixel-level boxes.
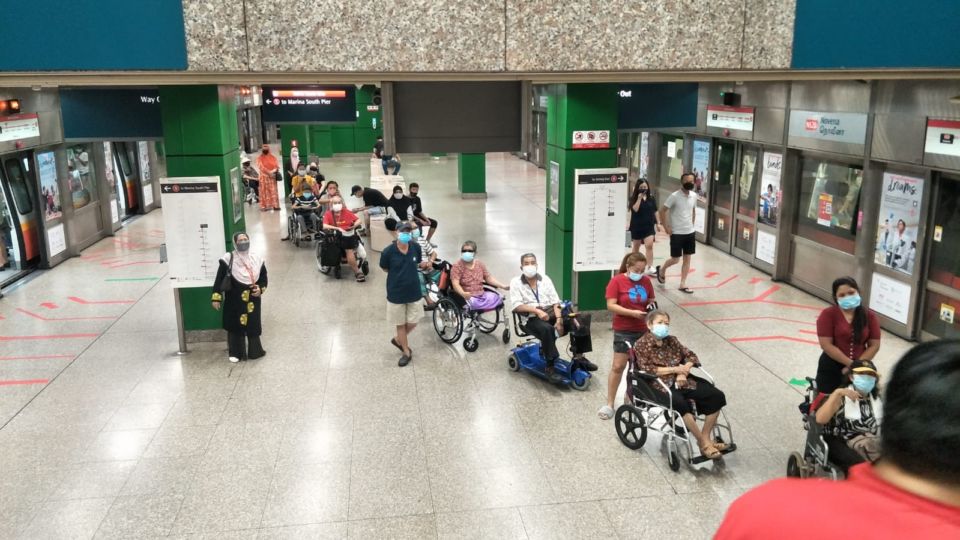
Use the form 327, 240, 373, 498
507, 301, 591, 390
316, 229, 370, 279
614, 341, 736, 472
430, 264, 510, 352
786, 377, 845, 480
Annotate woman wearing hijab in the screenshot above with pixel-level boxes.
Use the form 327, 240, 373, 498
212, 232, 268, 363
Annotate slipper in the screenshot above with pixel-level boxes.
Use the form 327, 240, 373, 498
700, 442, 722, 460
597, 405, 614, 420
655, 265, 665, 284
678, 287, 694, 294
713, 441, 729, 452
390, 338, 403, 352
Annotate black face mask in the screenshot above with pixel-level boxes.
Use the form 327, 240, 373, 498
682, 182, 694, 191
638, 188, 648, 194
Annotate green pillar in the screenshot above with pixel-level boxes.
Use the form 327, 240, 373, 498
160, 85, 244, 332
280, 124, 310, 193
544, 83, 618, 310
458, 153, 486, 197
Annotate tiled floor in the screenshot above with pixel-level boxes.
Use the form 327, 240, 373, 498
0, 154, 913, 539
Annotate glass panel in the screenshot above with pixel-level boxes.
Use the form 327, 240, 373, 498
0, 183, 18, 270
927, 176, 960, 290
4, 159, 33, 214
921, 289, 960, 339
736, 147, 759, 218
713, 141, 735, 210
795, 158, 862, 254
711, 213, 731, 244
66, 144, 97, 210
117, 144, 133, 176
657, 134, 683, 194
735, 219, 755, 253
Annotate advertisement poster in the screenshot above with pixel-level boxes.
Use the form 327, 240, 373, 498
103, 142, 120, 224
756, 229, 777, 265
638, 132, 649, 178
817, 193, 833, 226
548, 161, 560, 214
870, 273, 911, 324
37, 151, 62, 221
230, 167, 243, 223
691, 140, 710, 203
758, 152, 783, 225
874, 172, 924, 276
138, 141, 152, 186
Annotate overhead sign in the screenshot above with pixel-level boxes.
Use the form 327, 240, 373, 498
160, 177, 226, 289
706, 105, 755, 131
573, 168, 629, 271
924, 119, 960, 157
0, 113, 40, 143
261, 85, 356, 123
572, 130, 610, 149
789, 110, 868, 145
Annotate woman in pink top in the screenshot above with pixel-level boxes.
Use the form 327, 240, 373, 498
450, 240, 509, 309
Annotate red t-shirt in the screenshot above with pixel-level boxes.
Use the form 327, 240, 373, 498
605, 273, 655, 333
323, 208, 358, 229
715, 464, 960, 539
816, 305, 881, 360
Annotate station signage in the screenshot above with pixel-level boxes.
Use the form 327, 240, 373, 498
572, 130, 610, 149
924, 118, 960, 158
706, 105, 755, 132
0, 113, 40, 143
261, 85, 356, 123
788, 110, 868, 145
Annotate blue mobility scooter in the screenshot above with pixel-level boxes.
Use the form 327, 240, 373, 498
508, 301, 591, 390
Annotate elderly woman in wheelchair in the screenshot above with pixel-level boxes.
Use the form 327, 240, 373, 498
615, 310, 736, 468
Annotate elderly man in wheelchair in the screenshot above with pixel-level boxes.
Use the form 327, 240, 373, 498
509, 253, 598, 383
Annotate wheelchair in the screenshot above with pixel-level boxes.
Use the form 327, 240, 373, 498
507, 301, 591, 390
287, 208, 322, 248
431, 265, 510, 352
786, 377, 845, 480
316, 229, 370, 279
614, 342, 736, 472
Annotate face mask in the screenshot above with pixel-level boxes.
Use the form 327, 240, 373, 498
522, 265, 538, 278
650, 323, 669, 339
398, 232, 412, 244
236, 240, 250, 252
309, 168, 318, 174
301, 192, 314, 200
412, 229, 421, 239
638, 189, 648, 194
297, 169, 306, 175
852, 374, 876, 395
332, 203, 343, 212
411, 191, 419, 197
838, 294, 861, 310
393, 193, 403, 199
628, 272, 642, 282
682, 182, 694, 191
461, 252, 475, 263
261, 149, 269, 154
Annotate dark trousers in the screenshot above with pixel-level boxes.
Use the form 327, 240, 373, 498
824, 434, 866, 475
523, 315, 592, 364
227, 332, 264, 360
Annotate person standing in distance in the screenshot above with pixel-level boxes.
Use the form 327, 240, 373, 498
656, 172, 698, 294
380, 222, 431, 366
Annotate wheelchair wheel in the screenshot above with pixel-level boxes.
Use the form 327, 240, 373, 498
432, 297, 462, 344
476, 308, 500, 334
614, 405, 647, 450
293, 221, 302, 248
361, 260, 370, 276
786, 452, 807, 478
501, 328, 510, 344
570, 376, 590, 391
668, 450, 681, 472
463, 337, 479, 352
507, 354, 521, 372
315, 243, 327, 273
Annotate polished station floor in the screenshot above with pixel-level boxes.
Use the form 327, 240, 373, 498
0, 154, 912, 539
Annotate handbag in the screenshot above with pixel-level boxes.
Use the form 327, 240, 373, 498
219, 253, 234, 293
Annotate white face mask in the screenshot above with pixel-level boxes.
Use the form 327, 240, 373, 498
393, 193, 403, 199
332, 203, 343, 212
522, 265, 538, 278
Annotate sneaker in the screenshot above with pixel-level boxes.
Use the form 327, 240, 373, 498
229, 356, 240, 363
398, 354, 411, 367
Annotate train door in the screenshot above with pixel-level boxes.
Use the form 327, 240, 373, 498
920, 173, 960, 339
113, 141, 139, 217
707, 140, 761, 263
0, 152, 42, 284
101, 142, 123, 231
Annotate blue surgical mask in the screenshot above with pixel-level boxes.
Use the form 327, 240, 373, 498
838, 294, 861, 310
398, 232, 412, 244
461, 252, 475, 263
852, 374, 876, 395
628, 272, 642, 282
301, 192, 314, 200
650, 323, 669, 339
412, 229, 421, 239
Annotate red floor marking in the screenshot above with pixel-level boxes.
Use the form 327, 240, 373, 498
680, 285, 822, 312
798, 329, 819, 335
16, 308, 117, 322
688, 275, 738, 290
701, 316, 815, 326
0, 354, 74, 361
106, 261, 161, 269
704, 271, 720, 278
40, 302, 59, 310
67, 296, 135, 305
728, 335, 820, 346
748, 277, 767, 284
0, 333, 98, 341
0, 379, 49, 386
665, 268, 696, 278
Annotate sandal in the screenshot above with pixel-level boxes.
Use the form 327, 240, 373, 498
678, 287, 694, 294
713, 441, 729, 452
597, 405, 614, 420
355, 272, 366, 282
655, 265, 665, 284
700, 442, 722, 460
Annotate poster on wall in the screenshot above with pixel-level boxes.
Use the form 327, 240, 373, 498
103, 142, 120, 224
691, 140, 710, 203
755, 229, 777, 265
758, 152, 783, 225
572, 168, 628, 271
37, 151, 62, 221
138, 141, 152, 186
874, 172, 924, 276
46, 223, 67, 257
694, 204, 706, 235
548, 161, 560, 214
870, 273, 911, 324
638, 132, 649, 178
572, 130, 610, 149
230, 167, 243, 223
817, 193, 833, 226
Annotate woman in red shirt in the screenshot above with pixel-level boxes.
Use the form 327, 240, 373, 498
598, 252, 656, 420
816, 276, 881, 394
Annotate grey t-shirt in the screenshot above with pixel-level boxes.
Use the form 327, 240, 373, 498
663, 189, 697, 235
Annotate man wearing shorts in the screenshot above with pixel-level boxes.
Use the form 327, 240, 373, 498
656, 172, 698, 294
380, 222, 431, 366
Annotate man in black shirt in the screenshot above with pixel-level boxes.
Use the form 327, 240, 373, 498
408, 182, 438, 246
352, 184, 391, 233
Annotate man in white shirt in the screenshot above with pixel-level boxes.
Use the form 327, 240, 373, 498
656, 172, 698, 294
510, 253, 597, 382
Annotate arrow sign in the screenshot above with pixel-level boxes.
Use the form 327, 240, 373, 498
749, 277, 766, 284
39, 302, 58, 310
705, 271, 719, 278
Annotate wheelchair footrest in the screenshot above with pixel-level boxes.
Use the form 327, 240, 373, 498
689, 443, 737, 465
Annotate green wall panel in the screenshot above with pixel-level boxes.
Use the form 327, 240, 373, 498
545, 222, 573, 299
309, 126, 333, 158
160, 86, 238, 156
331, 126, 356, 153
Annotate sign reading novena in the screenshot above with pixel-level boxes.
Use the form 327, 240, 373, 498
260, 86, 356, 124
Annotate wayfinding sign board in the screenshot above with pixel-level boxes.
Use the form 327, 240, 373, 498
160, 177, 225, 288
572, 168, 629, 272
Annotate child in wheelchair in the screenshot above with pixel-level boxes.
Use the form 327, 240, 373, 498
291, 182, 322, 241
